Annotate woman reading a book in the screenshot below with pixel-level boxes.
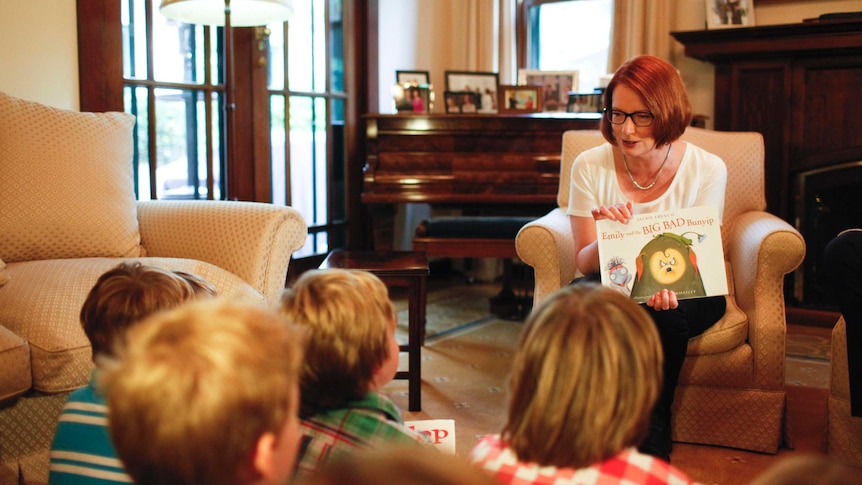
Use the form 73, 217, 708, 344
567, 54, 728, 462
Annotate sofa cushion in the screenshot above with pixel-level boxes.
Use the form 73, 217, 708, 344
0, 325, 30, 401
0, 91, 143, 263
0, 258, 264, 394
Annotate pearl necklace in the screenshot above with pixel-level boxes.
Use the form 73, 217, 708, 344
622, 144, 672, 191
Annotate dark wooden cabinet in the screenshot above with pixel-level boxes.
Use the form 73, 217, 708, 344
362, 113, 600, 249
672, 20, 862, 309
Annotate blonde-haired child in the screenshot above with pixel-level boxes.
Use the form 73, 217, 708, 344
280, 268, 428, 477
469, 284, 692, 484
100, 299, 304, 485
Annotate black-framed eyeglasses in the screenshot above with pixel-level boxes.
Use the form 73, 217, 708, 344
603, 108, 654, 127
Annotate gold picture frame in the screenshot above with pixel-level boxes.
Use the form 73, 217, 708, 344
498, 85, 542, 114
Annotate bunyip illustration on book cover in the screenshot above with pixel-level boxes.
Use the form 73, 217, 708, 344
595, 205, 728, 303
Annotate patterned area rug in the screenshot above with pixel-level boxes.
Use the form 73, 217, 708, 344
395, 284, 501, 344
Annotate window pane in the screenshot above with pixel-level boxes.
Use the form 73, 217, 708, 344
288, 0, 313, 91
535, 0, 611, 91
121, 0, 148, 79
153, 14, 206, 84
329, 0, 344, 92
268, 24, 285, 90
270, 94, 287, 205
289, 96, 315, 222
313, 97, 328, 223
125, 86, 151, 199
154, 88, 221, 199
312, 0, 327, 92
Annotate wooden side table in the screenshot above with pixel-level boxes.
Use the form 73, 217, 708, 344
319, 250, 428, 411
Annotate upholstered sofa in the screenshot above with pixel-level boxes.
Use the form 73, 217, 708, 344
0, 91, 308, 484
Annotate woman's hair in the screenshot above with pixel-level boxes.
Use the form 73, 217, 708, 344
100, 299, 304, 485
601, 54, 692, 147
279, 268, 396, 415
80, 262, 217, 358
501, 283, 663, 468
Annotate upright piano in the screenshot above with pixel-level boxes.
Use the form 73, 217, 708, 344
362, 113, 601, 249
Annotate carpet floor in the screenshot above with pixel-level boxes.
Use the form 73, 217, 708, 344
383, 279, 841, 485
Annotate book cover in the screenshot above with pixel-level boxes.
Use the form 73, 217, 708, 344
405, 419, 456, 454
595, 205, 728, 303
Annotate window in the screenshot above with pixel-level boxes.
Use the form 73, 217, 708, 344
519, 0, 612, 92
116, 0, 350, 259
268, 0, 347, 257
122, 0, 224, 200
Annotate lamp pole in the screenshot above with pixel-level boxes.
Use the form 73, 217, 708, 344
223, 0, 236, 195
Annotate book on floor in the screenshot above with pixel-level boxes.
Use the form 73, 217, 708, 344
595, 204, 728, 303
405, 419, 456, 454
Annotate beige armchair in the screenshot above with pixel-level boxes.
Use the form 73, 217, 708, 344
515, 127, 805, 453
0, 91, 308, 483
826, 316, 862, 466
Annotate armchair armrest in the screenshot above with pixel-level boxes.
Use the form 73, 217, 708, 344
137, 200, 307, 302
515, 208, 579, 306
726, 210, 805, 389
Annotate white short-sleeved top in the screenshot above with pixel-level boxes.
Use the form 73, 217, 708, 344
566, 142, 727, 221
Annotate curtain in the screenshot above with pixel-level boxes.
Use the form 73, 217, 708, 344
609, 0, 676, 71
446, 0, 499, 72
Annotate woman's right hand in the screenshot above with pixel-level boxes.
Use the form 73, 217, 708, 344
590, 201, 634, 224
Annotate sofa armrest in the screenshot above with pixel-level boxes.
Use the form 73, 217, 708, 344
137, 200, 307, 302
726, 210, 805, 389
515, 208, 578, 307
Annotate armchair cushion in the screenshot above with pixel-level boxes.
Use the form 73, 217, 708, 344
0, 257, 262, 395
0, 91, 142, 263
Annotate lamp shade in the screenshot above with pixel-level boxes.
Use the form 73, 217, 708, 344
160, 0, 293, 27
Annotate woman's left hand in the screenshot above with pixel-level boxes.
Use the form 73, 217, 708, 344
647, 289, 679, 311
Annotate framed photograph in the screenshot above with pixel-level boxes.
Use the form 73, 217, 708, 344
392, 82, 432, 114
705, 0, 755, 29
517, 69, 579, 112
444, 70, 499, 113
396, 70, 430, 86
444, 91, 481, 114
498, 85, 542, 114
566, 92, 603, 114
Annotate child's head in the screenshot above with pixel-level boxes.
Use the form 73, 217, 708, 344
80, 262, 217, 359
100, 299, 304, 485
502, 283, 663, 468
279, 268, 398, 415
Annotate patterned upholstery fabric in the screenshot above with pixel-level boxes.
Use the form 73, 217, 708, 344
0, 325, 30, 401
0, 91, 143, 262
826, 317, 862, 466
0, 91, 309, 484
515, 128, 806, 453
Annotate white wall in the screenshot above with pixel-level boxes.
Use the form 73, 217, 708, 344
0, 0, 79, 109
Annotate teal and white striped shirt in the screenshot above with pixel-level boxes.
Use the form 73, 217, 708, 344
49, 371, 132, 484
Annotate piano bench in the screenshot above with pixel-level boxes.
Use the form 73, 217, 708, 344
412, 217, 534, 319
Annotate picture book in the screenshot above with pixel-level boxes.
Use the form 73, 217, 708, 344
405, 419, 456, 454
595, 205, 728, 303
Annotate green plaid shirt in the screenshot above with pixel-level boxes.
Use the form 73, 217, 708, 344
294, 392, 429, 478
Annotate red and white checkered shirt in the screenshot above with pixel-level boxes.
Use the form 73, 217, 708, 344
468, 435, 692, 485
